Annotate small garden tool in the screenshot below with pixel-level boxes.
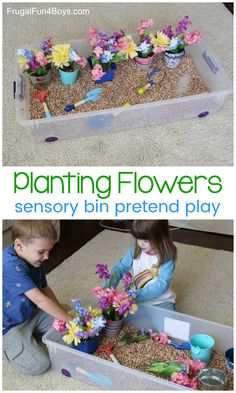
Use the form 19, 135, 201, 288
137, 68, 160, 95
31, 90, 52, 118
61, 362, 113, 388
169, 340, 191, 350
98, 344, 120, 364
64, 88, 102, 112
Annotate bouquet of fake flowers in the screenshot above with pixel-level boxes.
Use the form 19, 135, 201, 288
161, 16, 201, 54
93, 264, 138, 321
17, 38, 53, 76
135, 19, 174, 57
51, 43, 87, 72
88, 27, 138, 80
52, 298, 106, 346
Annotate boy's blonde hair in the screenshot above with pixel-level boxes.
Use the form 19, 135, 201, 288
12, 220, 58, 243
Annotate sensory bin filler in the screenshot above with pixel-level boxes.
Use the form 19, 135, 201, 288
15, 16, 232, 142
43, 264, 234, 390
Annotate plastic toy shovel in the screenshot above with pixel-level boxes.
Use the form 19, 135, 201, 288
64, 88, 102, 112
32, 90, 52, 118
61, 362, 113, 388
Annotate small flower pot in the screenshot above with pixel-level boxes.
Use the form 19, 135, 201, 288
225, 348, 234, 374
134, 55, 154, 69
95, 64, 117, 84
163, 50, 185, 69
103, 319, 122, 338
29, 69, 52, 90
87, 57, 117, 84
58, 67, 79, 85
71, 335, 99, 354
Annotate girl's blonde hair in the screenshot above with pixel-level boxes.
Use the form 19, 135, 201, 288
12, 220, 58, 243
131, 220, 177, 265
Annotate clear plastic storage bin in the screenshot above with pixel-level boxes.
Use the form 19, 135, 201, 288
42, 304, 233, 390
15, 39, 232, 143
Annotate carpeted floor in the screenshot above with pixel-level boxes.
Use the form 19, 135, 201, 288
3, 3, 233, 166
3, 230, 233, 390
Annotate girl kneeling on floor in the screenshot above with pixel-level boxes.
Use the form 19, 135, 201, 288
108, 220, 177, 310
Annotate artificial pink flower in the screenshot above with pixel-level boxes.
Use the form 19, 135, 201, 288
88, 27, 99, 47
159, 332, 169, 345
113, 292, 128, 305
170, 372, 189, 386
150, 332, 160, 343
117, 38, 129, 51
188, 377, 199, 390
76, 56, 87, 68
153, 45, 168, 54
138, 19, 154, 35
92, 286, 107, 298
94, 46, 104, 60
107, 288, 118, 303
36, 52, 48, 66
175, 358, 206, 375
91, 64, 105, 81
52, 319, 66, 332
170, 372, 198, 389
184, 30, 201, 45
150, 331, 169, 344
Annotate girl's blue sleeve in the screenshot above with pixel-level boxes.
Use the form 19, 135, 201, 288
107, 244, 135, 288
135, 259, 175, 303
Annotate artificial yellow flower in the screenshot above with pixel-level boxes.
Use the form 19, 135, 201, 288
68, 309, 78, 318
151, 31, 170, 47
90, 307, 103, 318
17, 55, 29, 72
130, 304, 138, 314
63, 321, 81, 346
120, 35, 138, 60
51, 43, 71, 68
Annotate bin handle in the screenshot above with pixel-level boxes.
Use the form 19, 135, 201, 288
202, 51, 219, 75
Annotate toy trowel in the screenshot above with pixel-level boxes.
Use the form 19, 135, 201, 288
64, 88, 102, 112
32, 90, 52, 118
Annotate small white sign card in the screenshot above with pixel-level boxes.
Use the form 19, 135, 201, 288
164, 317, 190, 341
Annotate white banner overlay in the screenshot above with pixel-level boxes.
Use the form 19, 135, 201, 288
2, 167, 235, 219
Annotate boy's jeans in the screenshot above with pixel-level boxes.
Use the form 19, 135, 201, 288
3, 309, 53, 375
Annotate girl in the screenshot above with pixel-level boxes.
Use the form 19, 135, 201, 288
108, 220, 177, 310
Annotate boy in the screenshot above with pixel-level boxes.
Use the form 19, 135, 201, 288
3, 220, 72, 375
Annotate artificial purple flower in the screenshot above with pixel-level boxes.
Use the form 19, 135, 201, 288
98, 31, 110, 40
110, 30, 125, 40
82, 310, 91, 324
28, 58, 38, 71
176, 16, 191, 35
121, 272, 133, 290
109, 44, 117, 53
75, 330, 85, 339
41, 38, 53, 55
117, 300, 132, 316
162, 25, 174, 38
98, 296, 110, 310
96, 40, 107, 48
95, 264, 111, 280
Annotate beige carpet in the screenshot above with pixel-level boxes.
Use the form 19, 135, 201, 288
3, 3, 233, 166
3, 230, 233, 390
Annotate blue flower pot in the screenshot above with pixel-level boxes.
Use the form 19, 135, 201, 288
95, 63, 117, 84
59, 67, 79, 85
225, 348, 234, 374
88, 57, 117, 84
71, 335, 99, 354
164, 50, 185, 69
